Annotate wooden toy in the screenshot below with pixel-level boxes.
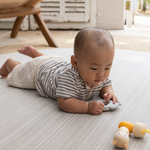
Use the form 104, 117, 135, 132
119, 121, 150, 138
113, 121, 150, 150
113, 126, 129, 150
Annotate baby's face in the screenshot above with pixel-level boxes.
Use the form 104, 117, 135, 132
73, 45, 114, 88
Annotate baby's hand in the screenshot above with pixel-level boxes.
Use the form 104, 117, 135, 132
103, 92, 119, 104
88, 101, 104, 115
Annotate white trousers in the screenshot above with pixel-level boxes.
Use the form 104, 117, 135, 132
7, 55, 64, 89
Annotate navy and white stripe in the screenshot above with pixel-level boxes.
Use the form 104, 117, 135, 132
35, 58, 112, 101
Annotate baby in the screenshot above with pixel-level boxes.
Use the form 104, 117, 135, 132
0, 28, 118, 115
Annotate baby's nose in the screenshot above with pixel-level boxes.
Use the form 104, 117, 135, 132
96, 72, 104, 77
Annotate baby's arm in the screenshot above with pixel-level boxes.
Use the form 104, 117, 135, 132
57, 97, 104, 115
100, 86, 118, 104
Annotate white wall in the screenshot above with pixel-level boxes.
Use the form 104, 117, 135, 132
96, 0, 125, 30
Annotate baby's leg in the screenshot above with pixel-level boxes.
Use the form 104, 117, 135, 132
18, 45, 44, 58
0, 58, 20, 79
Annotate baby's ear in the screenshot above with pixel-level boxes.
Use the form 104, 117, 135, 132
71, 55, 77, 68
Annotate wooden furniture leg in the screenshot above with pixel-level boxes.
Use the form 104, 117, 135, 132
11, 16, 26, 38
33, 13, 58, 47
0, 7, 58, 47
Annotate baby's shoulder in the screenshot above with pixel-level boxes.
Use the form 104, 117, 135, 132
63, 65, 80, 78
59, 65, 82, 84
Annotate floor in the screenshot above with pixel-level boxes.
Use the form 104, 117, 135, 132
0, 12, 150, 54
1, 48, 150, 150
111, 12, 150, 39
0, 12, 150, 150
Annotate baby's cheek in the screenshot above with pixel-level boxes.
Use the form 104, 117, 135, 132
105, 71, 111, 77
85, 73, 94, 80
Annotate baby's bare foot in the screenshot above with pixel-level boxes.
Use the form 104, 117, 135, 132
0, 59, 10, 79
18, 45, 37, 58
0, 70, 8, 79
18, 45, 44, 58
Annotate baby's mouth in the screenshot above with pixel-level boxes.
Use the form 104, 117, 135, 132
94, 79, 102, 83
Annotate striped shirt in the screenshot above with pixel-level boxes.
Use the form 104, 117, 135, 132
35, 58, 112, 101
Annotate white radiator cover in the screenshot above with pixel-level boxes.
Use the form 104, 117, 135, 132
40, 0, 90, 22
30, 0, 96, 29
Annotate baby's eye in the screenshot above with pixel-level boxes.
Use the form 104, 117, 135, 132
90, 68, 97, 70
105, 68, 110, 70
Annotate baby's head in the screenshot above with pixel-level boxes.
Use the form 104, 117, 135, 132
71, 28, 115, 88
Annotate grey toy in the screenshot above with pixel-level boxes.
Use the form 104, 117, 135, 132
98, 100, 121, 111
